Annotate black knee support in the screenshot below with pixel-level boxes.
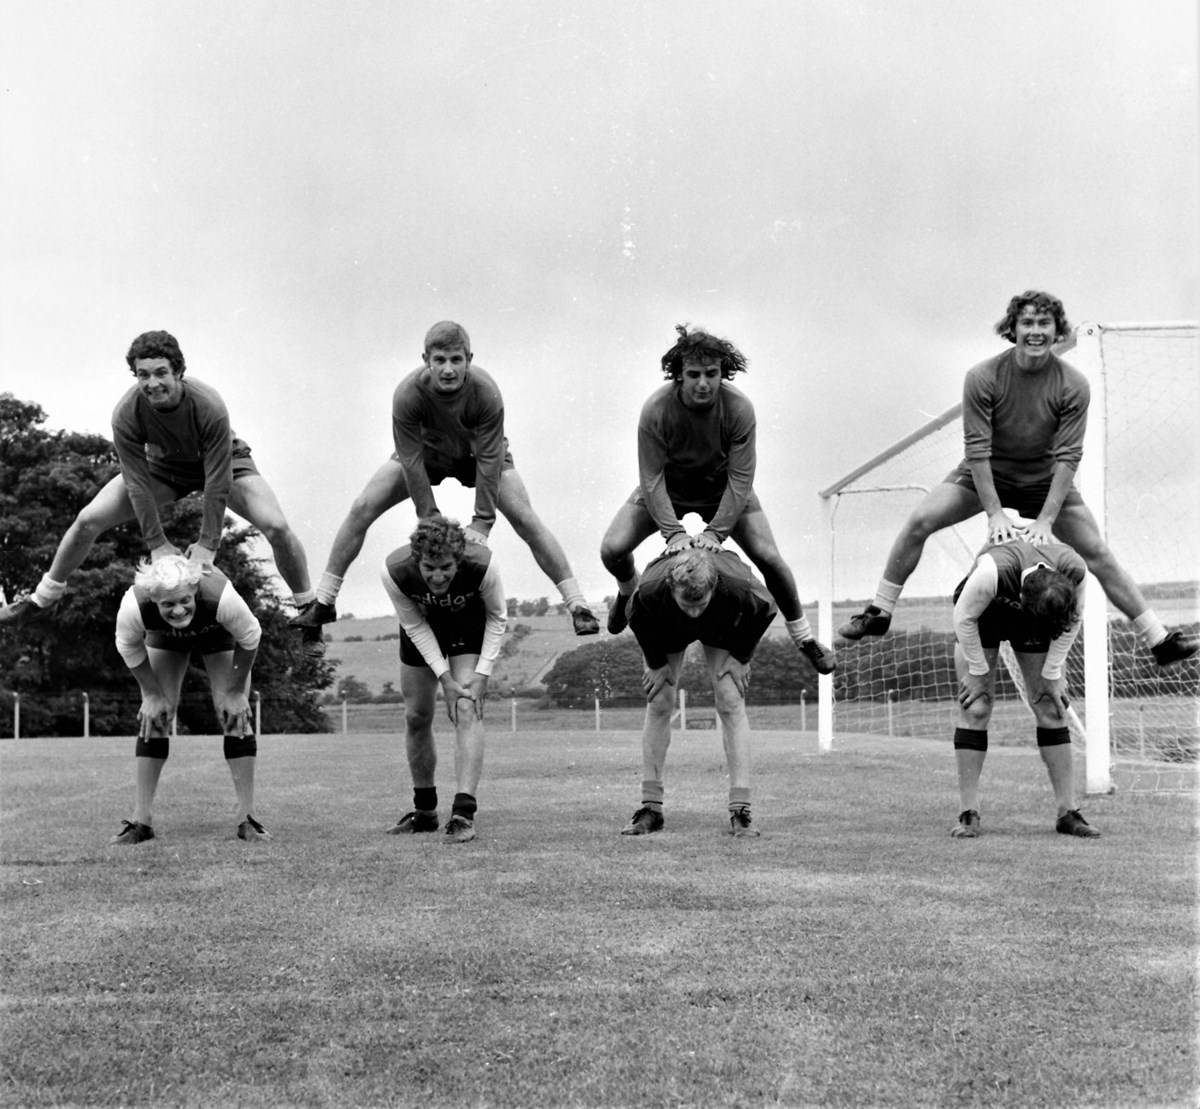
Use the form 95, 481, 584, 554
1036, 726, 1070, 748
135, 735, 169, 759
953, 727, 988, 752
224, 734, 258, 759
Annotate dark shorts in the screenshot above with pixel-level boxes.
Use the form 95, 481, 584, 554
149, 437, 261, 497
390, 445, 515, 489
976, 607, 1051, 654
399, 616, 485, 668
625, 487, 764, 519
952, 580, 1051, 655
943, 464, 1084, 518
145, 627, 237, 655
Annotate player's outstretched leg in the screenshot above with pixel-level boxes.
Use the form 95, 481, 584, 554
497, 470, 598, 636
840, 484, 980, 640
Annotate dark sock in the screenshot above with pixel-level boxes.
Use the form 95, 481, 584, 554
452, 792, 477, 820
414, 787, 437, 813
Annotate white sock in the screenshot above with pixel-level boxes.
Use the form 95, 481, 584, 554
1132, 610, 1167, 647
291, 589, 316, 608
786, 617, 814, 644
34, 575, 67, 608
316, 572, 344, 607
556, 577, 586, 611
873, 579, 903, 616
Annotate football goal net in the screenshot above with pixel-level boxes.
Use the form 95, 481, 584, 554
816, 322, 1198, 794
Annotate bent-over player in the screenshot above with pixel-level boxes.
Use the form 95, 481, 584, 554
621, 547, 777, 838
111, 555, 269, 844
380, 514, 507, 844
950, 536, 1099, 839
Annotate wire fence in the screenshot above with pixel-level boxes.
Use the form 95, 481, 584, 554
6, 689, 830, 739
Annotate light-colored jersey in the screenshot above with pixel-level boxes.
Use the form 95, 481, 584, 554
111, 376, 234, 552
391, 365, 506, 531
961, 349, 1090, 484
115, 570, 261, 669
637, 382, 756, 542
380, 542, 507, 676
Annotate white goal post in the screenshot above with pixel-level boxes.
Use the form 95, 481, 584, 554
816, 321, 1199, 795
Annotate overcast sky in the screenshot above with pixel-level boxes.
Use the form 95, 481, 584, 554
2, 0, 1196, 618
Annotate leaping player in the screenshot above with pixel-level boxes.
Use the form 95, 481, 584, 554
838, 290, 1197, 668
600, 324, 835, 674
292, 321, 599, 638
0, 330, 322, 657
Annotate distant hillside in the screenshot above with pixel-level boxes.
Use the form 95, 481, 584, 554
321, 610, 597, 698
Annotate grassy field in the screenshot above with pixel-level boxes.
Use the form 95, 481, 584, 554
1, 729, 1195, 1108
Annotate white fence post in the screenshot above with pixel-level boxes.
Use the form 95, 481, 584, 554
678, 687, 687, 731
594, 693, 601, 731
511, 697, 517, 733
12, 693, 18, 740
82, 692, 89, 739
342, 694, 348, 735
254, 690, 261, 737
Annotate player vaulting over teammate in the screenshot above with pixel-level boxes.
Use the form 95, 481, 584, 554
601, 324, 835, 674
838, 290, 1197, 669
292, 321, 599, 639
0, 330, 322, 656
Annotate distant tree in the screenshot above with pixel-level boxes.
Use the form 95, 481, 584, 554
0, 393, 333, 736
533, 596, 550, 617
331, 674, 372, 702
542, 638, 645, 707
498, 622, 531, 660
506, 597, 519, 617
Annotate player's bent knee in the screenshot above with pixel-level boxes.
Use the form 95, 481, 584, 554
224, 734, 258, 759
645, 692, 674, 716
405, 709, 434, 731
953, 727, 988, 752
253, 517, 289, 546
135, 735, 169, 759
1036, 726, 1070, 748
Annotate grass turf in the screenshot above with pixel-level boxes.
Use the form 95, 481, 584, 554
1, 729, 1195, 1108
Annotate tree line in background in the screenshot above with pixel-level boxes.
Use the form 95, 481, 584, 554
0, 394, 334, 737
541, 623, 1199, 709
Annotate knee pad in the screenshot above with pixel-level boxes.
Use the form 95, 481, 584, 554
135, 735, 169, 759
953, 727, 988, 752
1037, 726, 1070, 748
224, 734, 258, 759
